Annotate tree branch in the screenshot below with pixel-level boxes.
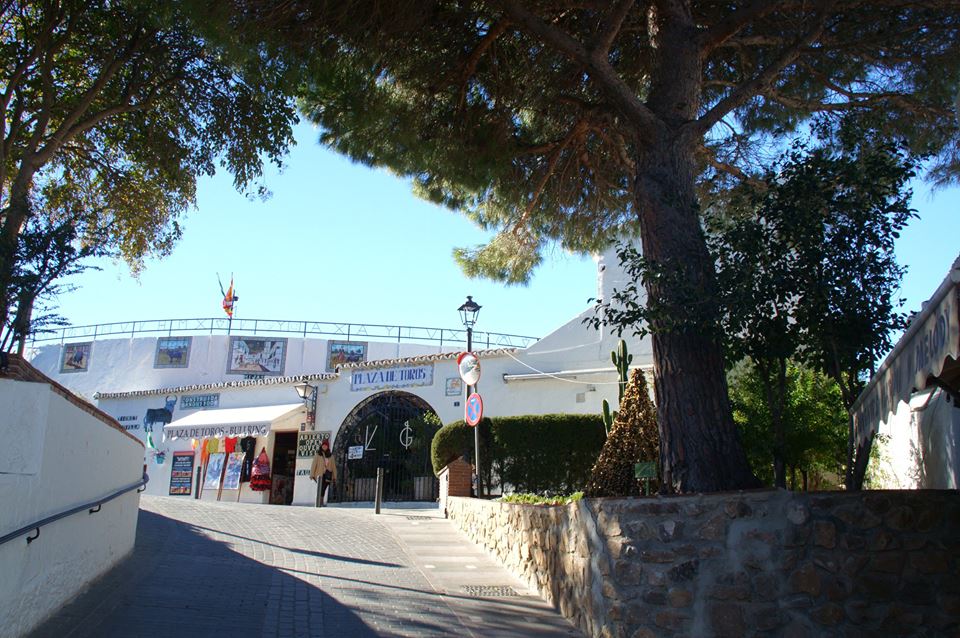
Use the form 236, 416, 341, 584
494, 0, 661, 135
594, 0, 635, 56
698, 0, 788, 55
515, 118, 589, 232
34, 28, 150, 167
457, 20, 511, 107
701, 148, 763, 189
691, 2, 835, 137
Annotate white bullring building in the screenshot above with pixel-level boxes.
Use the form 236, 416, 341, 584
29, 247, 653, 506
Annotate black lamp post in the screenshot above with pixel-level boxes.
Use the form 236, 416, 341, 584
293, 380, 318, 430
458, 295, 482, 496
294, 380, 324, 506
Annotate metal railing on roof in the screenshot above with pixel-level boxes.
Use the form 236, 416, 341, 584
29, 317, 539, 350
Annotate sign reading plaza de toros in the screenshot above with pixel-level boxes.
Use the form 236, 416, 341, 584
349, 364, 434, 392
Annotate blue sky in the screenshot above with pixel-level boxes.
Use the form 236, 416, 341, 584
52, 121, 957, 341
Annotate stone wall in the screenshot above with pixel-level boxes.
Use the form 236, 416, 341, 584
446, 490, 960, 637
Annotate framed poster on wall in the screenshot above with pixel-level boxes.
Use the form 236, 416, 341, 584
445, 377, 463, 396
227, 336, 287, 376
327, 341, 367, 371
203, 453, 226, 490
155, 337, 192, 368
60, 342, 91, 373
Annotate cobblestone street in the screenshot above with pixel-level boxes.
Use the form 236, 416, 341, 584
28, 497, 581, 638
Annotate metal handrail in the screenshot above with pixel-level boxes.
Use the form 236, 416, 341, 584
0, 473, 149, 547
28, 317, 539, 350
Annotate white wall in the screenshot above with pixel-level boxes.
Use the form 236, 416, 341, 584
0, 379, 144, 638
28, 335, 449, 401
875, 388, 960, 489
95, 342, 635, 505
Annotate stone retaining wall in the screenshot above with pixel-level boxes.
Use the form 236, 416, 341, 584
446, 490, 960, 637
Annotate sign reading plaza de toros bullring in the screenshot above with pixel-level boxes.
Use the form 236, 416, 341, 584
349, 364, 434, 392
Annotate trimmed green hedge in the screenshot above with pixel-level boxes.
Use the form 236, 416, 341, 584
431, 413, 606, 496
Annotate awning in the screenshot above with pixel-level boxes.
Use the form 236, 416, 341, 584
162, 403, 305, 441
851, 255, 960, 445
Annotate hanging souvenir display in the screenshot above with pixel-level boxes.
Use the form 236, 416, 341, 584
239, 436, 256, 482
249, 448, 272, 491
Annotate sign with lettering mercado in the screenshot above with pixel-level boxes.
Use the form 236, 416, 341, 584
349, 364, 434, 392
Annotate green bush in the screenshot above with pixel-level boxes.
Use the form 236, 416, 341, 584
495, 414, 605, 495
431, 413, 606, 496
431, 417, 494, 477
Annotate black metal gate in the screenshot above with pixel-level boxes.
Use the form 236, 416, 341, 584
331, 391, 440, 502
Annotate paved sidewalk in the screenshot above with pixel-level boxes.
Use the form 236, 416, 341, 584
28, 497, 582, 638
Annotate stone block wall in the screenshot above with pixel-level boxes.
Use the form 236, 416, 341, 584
446, 490, 960, 637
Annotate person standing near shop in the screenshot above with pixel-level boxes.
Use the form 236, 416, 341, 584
310, 440, 337, 507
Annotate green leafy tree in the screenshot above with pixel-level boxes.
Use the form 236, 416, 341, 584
705, 118, 915, 489
729, 360, 847, 490
0, 0, 299, 347
211, 1, 959, 492
0, 210, 105, 352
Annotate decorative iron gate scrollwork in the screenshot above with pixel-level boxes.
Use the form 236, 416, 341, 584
331, 391, 440, 502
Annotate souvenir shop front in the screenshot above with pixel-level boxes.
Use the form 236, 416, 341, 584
162, 403, 308, 505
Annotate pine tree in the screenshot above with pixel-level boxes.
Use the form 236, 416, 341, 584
586, 369, 659, 498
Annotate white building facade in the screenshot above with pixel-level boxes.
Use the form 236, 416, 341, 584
29, 246, 653, 505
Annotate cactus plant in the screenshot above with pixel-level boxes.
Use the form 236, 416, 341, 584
599, 339, 631, 437
611, 339, 632, 404
601, 399, 617, 436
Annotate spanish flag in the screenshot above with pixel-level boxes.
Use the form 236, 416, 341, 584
222, 276, 237, 318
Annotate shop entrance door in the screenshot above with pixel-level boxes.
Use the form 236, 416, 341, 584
270, 431, 297, 505
332, 391, 440, 502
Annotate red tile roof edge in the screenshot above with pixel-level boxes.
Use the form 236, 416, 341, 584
1, 353, 143, 448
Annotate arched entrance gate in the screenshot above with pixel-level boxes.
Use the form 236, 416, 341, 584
331, 391, 441, 502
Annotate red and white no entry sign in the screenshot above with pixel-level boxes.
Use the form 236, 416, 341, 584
465, 392, 483, 427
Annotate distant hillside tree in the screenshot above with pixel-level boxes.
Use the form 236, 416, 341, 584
730, 360, 848, 490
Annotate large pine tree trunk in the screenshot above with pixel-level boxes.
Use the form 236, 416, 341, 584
634, 137, 758, 492
630, 9, 758, 492
635, 2, 759, 493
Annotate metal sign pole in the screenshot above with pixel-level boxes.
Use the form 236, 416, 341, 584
467, 326, 481, 497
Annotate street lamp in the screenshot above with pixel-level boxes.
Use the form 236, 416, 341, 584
458, 295, 482, 497
293, 380, 317, 430
458, 295, 481, 328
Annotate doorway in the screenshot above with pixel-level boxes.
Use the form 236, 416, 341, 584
270, 431, 298, 505
332, 391, 441, 502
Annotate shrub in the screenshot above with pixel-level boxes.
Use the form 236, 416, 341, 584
431, 413, 606, 496
431, 417, 494, 477
495, 414, 605, 495
585, 368, 660, 497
